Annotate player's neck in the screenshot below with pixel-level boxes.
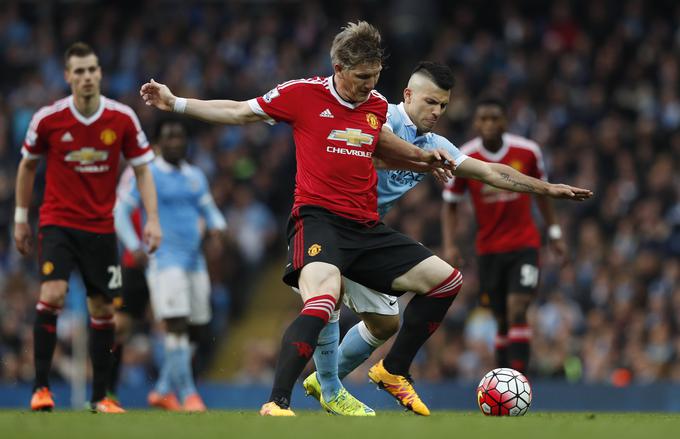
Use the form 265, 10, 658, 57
332, 75, 359, 104
482, 137, 503, 152
72, 94, 101, 118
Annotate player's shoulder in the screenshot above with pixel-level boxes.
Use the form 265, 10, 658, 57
103, 96, 142, 124
276, 76, 328, 91
504, 133, 542, 156
459, 137, 483, 155
31, 97, 71, 125
369, 89, 388, 105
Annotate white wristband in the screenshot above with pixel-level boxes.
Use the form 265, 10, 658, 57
173, 97, 187, 114
14, 207, 28, 224
548, 224, 563, 240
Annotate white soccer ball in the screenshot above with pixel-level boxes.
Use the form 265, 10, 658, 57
476, 368, 532, 416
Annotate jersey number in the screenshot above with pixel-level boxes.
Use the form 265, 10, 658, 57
520, 264, 539, 288
108, 265, 122, 289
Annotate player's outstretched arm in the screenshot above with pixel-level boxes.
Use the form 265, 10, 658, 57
132, 164, 162, 253
139, 79, 265, 125
13, 157, 40, 255
373, 156, 451, 184
376, 127, 454, 180
454, 158, 593, 200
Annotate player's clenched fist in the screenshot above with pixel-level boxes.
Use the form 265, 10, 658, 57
140, 79, 176, 112
143, 218, 162, 253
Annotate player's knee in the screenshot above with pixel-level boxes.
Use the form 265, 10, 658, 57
114, 313, 133, 341
423, 268, 463, 299
88, 298, 115, 318
299, 262, 342, 300
39, 280, 68, 307
364, 315, 399, 340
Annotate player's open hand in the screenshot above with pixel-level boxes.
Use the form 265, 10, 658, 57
424, 148, 456, 181
546, 183, 593, 201
14, 223, 33, 256
143, 218, 162, 253
140, 79, 175, 112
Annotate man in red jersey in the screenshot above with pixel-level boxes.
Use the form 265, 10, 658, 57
441, 97, 567, 374
141, 21, 470, 416
14, 42, 162, 413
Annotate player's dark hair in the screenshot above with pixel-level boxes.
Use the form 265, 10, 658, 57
64, 42, 95, 65
411, 61, 455, 91
330, 21, 385, 68
154, 117, 187, 141
475, 96, 507, 114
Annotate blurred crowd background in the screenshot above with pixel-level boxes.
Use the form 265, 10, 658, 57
0, 0, 679, 389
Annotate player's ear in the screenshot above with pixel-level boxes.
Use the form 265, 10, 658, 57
404, 88, 412, 103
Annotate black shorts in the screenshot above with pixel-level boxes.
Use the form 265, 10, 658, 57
283, 206, 433, 295
114, 266, 150, 319
38, 225, 121, 301
478, 248, 540, 314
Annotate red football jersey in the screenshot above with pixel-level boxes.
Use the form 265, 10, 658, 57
442, 133, 546, 254
22, 95, 154, 233
248, 76, 388, 223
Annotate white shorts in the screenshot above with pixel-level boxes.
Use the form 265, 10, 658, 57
342, 277, 399, 316
146, 266, 212, 324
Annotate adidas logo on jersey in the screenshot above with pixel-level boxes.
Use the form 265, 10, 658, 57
61, 131, 74, 142
319, 109, 334, 118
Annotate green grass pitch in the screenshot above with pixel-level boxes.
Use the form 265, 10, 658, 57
1, 410, 678, 439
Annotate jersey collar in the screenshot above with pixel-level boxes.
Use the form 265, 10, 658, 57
327, 76, 369, 109
397, 102, 416, 130
68, 95, 106, 126
478, 133, 510, 161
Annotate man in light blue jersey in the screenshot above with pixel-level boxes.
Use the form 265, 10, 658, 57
115, 119, 226, 412
303, 61, 591, 415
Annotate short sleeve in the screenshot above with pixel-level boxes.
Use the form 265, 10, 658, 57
120, 107, 154, 167
22, 111, 48, 159
247, 80, 306, 125
434, 135, 469, 169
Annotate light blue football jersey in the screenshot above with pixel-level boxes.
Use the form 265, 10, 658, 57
377, 102, 468, 218
115, 158, 226, 270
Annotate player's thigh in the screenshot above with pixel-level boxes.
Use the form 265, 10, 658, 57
478, 253, 507, 318
342, 276, 399, 317
147, 266, 191, 320
187, 270, 212, 325
344, 225, 435, 295
37, 226, 77, 302
506, 249, 540, 314
506, 248, 540, 295
282, 207, 348, 298
391, 255, 455, 295
75, 229, 121, 302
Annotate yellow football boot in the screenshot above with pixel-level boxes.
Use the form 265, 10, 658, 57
303, 372, 375, 416
259, 401, 296, 416
368, 360, 430, 416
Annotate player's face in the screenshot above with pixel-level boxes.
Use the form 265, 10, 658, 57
159, 123, 188, 164
474, 105, 506, 142
334, 62, 382, 103
64, 54, 101, 99
404, 81, 450, 133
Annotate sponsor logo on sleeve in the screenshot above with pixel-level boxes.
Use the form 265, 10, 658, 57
263, 88, 280, 103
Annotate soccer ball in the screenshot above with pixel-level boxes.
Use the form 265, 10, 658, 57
477, 368, 532, 416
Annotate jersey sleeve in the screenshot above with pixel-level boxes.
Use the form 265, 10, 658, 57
22, 110, 49, 159
114, 167, 143, 251
530, 144, 548, 181
196, 171, 227, 231
247, 80, 305, 125
120, 107, 154, 167
433, 134, 469, 168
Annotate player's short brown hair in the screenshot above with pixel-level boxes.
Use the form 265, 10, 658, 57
330, 21, 384, 69
64, 42, 96, 67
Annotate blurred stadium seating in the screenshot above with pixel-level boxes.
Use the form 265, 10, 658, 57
0, 0, 679, 406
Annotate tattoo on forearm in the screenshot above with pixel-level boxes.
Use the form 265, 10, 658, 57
499, 172, 536, 192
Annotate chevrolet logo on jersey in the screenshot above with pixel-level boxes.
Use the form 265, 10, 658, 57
327, 129, 374, 147
65, 147, 109, 165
